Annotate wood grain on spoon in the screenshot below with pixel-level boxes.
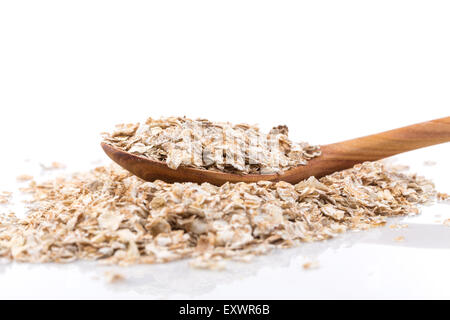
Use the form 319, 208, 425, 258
101, 116, 450, 185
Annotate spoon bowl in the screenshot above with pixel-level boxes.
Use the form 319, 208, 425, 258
102, 116, 450, 185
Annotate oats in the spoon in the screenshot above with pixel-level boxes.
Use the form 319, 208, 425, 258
102, 117, 321, 174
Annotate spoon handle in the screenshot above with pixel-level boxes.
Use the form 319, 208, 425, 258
326, 116, 450, 159
291, 116, 450, 181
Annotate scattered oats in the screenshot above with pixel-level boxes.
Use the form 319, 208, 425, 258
0, 191, 12, 205
394, 236, 405, 242
0, 161, 440, 267
98, 211, 123, 231
437, 192, 449, 202
388, 164, 410, 171
232, 254, 255, 263
105, 271, 125, 283
389, 224, 408, 230
190, 257, 226, 270
40, 162, 66, 171
102, 117, 321, 175
16, 174, 33, 182
302, 260, 320, 270
423, 160, 437, 166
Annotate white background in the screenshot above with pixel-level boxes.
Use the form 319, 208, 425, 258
0, 1, 449, 299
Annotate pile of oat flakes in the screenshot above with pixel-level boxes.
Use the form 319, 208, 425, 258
0, 161, 438, 268
102, 117, 321, 174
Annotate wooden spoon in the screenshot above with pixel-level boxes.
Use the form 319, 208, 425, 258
101, 116, 450, 185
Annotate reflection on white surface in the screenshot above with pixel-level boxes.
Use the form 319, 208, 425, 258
1, 213, 449, 299
0, 145, 449, 299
